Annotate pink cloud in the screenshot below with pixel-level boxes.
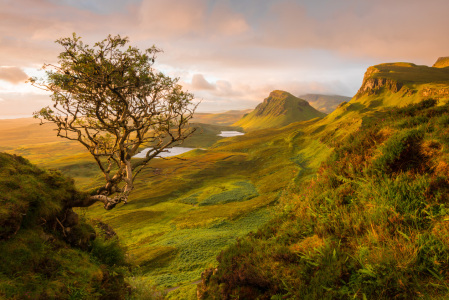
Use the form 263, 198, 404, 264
138, 0, 207, 37
2, 0, 449, 115
191, 74, 215, 90
0, 67, 28, 84
136, 0, 249, 39
259, 0, 449, 63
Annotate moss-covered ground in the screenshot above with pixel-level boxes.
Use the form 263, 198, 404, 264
0, 153, 131, 299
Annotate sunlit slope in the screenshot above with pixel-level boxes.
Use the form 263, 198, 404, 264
233, 90, 326, 131
198, 60, 449, 299
5, 59, 449, 297
303, 60, 449, 147
353, 62, 449, 107
433, 56, 449, 68
81, 116, 332, 293
200, 98, 449, 299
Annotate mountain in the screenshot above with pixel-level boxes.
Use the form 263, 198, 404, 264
299, 93, 351, 114
353, 61, 449, 107
199, 60, 449, 299
191, 109, 253, 126
233, 90, 326, 131
5, 58, 449, 298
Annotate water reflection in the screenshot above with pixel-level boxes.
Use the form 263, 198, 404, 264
134, 147, 196, 158
218, 131, 245, 137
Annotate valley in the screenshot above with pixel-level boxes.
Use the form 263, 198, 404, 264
2, 59, 449, 299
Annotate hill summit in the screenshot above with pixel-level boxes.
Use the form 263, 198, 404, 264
234, 90, 325, 130
433, 57, 449, 68
352, 61, 449, 107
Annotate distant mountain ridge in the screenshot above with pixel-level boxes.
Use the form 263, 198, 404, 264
233, 90, 326, 131
192, 109, 252, 126
299, 94, 351, 114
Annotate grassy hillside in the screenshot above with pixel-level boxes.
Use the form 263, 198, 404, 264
1, 115, 326, 297
234, 90, 326, 131
0, 153, 131, 299
77, 117, 332, 298
199, 98, 449, 299
354, 62, 449, 104
3, 59, 449, 298
299, 94, 351, 114
198, 61, 449, 299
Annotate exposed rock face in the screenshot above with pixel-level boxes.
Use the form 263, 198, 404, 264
421, 87, 449, 98
433, 57, 449, 68
355, 67, 403, 98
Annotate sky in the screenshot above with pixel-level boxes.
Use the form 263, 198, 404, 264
1, 0, 449, 117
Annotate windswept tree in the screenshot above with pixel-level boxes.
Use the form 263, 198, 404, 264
30, 33, 197, 210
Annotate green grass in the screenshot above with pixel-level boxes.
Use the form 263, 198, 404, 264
0, 153, 130, 299
200, 99, 449, 299
234, 90, 326, 131
0, 92, 334, 295
198, 181, 258, 206
371, 63, 449, 84
4, 61, 449, 298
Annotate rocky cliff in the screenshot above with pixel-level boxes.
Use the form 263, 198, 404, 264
355, 65, 406, 98
355, 61, 449, 100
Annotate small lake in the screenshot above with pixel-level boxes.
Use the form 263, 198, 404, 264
134, 147, 196, 158
134, 131, 245, 158
218, 131, 245, 137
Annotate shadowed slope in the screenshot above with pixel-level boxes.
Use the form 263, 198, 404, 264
191, 110, 253, 126
299, 94, 351, 114
0, 153, 129, 299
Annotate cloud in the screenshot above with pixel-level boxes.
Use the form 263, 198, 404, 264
136, 0, 249, 38
191, 74, 215, 90
2, 0, 449, 114
0, 67, 29, 84
257, 0, 449, 63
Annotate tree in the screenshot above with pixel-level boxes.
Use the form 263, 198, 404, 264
29, 33, 197, 210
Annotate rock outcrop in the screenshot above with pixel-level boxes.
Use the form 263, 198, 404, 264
421, 87, 449, 98
355, 66, 404, 98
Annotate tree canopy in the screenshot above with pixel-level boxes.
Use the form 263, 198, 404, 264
30, 33, 197, 210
